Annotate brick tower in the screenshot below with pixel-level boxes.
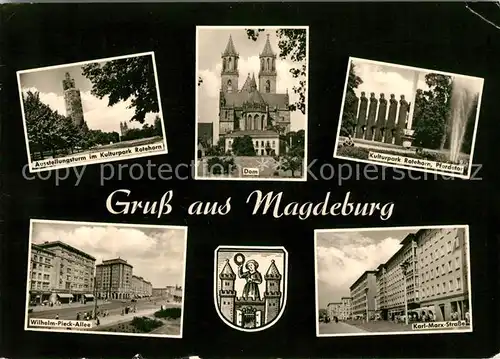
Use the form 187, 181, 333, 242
62, 72, 85, 128
219, 259, 237, 323
264, 259, 282, 323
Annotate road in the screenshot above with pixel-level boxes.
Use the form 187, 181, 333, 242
319, 321, 368, 334
28, 298, 174, 321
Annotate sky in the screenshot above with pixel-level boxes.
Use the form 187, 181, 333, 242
31, 222, 187, 288
216, 249, 285, 305
315, 229, 415, 309
351, 58, 483, 106
19, 54, 160, 133
197, 28, 307, 142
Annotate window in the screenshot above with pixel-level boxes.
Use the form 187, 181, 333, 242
441, 245, 444, 257
431, 286, 434, 295
437, 284, 440, 294
447, 241, 452, 253
430, 252, 434, 261
455, 257, 460, 269
449, 280, 453, 291
441, 264, 445, 274
436, 267, 440, 277
448, 260, 452, 272
456, 277, 462, 290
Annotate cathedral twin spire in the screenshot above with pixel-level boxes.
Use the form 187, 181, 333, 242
221, 34, 277, 94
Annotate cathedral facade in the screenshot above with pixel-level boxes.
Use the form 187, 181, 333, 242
62, 72, 88, 130
218, 259, 282, 329
218, 34, 291, 156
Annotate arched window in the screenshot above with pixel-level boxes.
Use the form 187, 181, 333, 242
267, 58, 270, 70
272, 58, 275, 71
261, 115, 265, 129
265, 80, 271, 93
246, 114, 252, 130
223, 58, 226, 71
227, 80, 232, 92
228, 57, 232, 70
254, 114, 260, 130
261, 58, 264, 71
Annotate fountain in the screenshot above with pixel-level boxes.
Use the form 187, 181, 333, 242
448, 77, 476, 163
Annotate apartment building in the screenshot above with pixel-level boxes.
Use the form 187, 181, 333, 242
349, 270, 377, 319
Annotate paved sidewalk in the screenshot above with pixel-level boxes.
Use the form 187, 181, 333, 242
346, 320, 413, 332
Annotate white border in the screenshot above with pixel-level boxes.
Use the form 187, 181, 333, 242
24, 219, 188, 338
313, 224, 473, 337
17, 52, 169, 174
194, 25, 309, 182
333, 57, 484, 180
213, 245, 288, 332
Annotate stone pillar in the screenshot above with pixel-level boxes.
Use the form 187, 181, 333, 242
366, 92, 378, 140
355, 92, 368, 139
375, 93, 387, 142
384, 94, 398, 144
395, 95, 409, 145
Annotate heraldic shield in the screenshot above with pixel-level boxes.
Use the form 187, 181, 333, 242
214, 246, 288, 332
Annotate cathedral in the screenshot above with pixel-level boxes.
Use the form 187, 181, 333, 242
218, 34, 291, 156
218, 259, 282, 329
62, 72, 88, 131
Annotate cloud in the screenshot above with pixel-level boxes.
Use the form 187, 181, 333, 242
352, 61, 426, 102
22, 87, 157, 133
351, 60, 484, 105
32, 223, 187, 288
316, 231, 401, 308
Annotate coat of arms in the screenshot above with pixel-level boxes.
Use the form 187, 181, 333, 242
214, 246, 288, 332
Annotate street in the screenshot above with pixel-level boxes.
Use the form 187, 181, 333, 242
319, 321, 368, 334
27, 298, 173, 321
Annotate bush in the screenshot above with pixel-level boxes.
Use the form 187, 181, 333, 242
154, 307, 182, 320
130, 316, 163, 333
336, 146, 369, 160
206, 156, 235, 175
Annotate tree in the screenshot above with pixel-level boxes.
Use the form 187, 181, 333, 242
341, 62, 363, 136
231, 135, 256, 156
278, 130, 305, 177
154, 115, 163, 136
81, 55, 159, 123
319, 309, 327, 319
412, 74, 453, 150
246, 28, 307, 114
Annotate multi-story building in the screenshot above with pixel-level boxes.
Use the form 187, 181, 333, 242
327, 302, 341, 320
30, 241, 96, 304
417, 227, 469, 321
143, 280, 153, 297
131, 275, 153, 298
377, 233, 419, 320
95, 258, 133, 300
340, 296, 352, 320
29, 244, 56, 304
218, 34, 291, 156
349, 270, 377, 319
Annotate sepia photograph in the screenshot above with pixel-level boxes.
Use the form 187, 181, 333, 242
334, 57, 484, 179
17, 52, 167, 173
25, 219, 187, 338
314, 225, 472, 337
214, 246, 288, 332
195, 26, 308, 181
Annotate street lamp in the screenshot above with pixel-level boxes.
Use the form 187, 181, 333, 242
364, 287, 369, 322
400, 260, 410, 325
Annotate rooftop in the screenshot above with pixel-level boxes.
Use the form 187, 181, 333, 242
37, 241, 96, 261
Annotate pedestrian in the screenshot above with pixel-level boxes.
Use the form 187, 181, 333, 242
55, 314, 59, 320
76, 312, 80, 321
96, 317, 100, 326
465, 310, 470, 324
